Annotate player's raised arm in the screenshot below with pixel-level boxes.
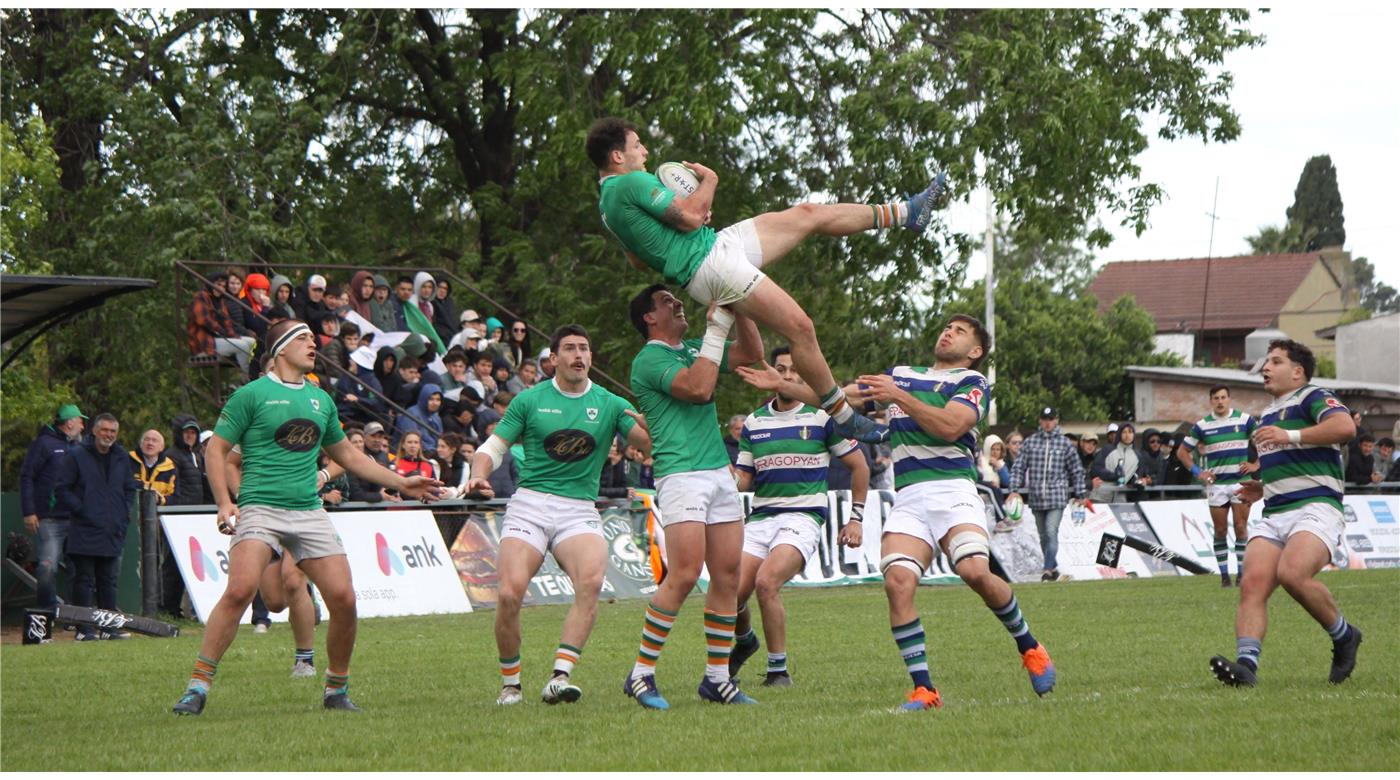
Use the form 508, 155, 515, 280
667, 302, 733, 403
659, 160, 718, 233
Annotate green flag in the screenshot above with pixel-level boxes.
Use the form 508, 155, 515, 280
404, 301, 446, 354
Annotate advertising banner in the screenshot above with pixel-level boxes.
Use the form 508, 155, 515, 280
1107, 503, 1180, 577
1136, 499, 1262, 576
1054, 501, 1156, 581
161, 510, 470, 623
449, 504, 661, 610
1341, 495, 1400, 569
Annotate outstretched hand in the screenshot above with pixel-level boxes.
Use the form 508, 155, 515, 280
466, 477, 495, 499
399, 475, 445, 503
856, 374, 905, 407
734, 361, 783, 392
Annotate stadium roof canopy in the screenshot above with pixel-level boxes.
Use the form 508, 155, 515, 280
1, 274, 157, 369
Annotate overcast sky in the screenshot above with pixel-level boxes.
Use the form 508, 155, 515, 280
954, 5, 1400, 292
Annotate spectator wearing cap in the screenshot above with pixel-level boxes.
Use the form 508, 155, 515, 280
369, 274, 400, 333
187, 271, 256, 373
1008, 407, 1088, 582
1140, 428, 1169, 487
292, 273, 330, 325
343, 426, 393, 503
335, 342, 387, 426
20, 403, 88, 608
54, 413, 141, 639
1076, 432, 1100, 471
1105, 422, 1120, 449
362, 421, 394, 468
449, 309, 486, 353
506, 359, 537, 394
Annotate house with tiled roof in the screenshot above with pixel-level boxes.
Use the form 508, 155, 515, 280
1087, 248, 1356, 366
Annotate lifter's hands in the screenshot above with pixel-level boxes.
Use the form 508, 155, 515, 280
216, 502, 240, 535
398, 475, 445, 503
734, 361, 783, 392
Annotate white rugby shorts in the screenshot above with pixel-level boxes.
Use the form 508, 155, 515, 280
654, 467, 744, 527
499, 488, 604, 556
881, 479, 987, 551
231, 505, 344, 561
684, 219, 766, 306
1249, 502, 1346, 568
742, 512, 822, 564
1206, 482, 1244, 507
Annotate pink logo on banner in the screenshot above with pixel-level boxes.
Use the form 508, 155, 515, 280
375, 532, 405, 576
189, 537, 219, 582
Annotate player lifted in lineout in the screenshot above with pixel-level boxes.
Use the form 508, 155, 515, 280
739, 315, 1056, 710
729, 345, 869, 688
1209, 339, 1362, 689
467, 325, 652, 706
173, 320, 442, 716
587, 117, 948, 442
1176, 385, 1259, 587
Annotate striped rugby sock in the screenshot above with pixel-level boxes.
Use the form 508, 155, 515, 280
892, 618, 933, 690
992, 595, 1039, 654
632, 601, 678, 678
1236, 637, 1261, 671
1326, 614, 1353, 643
767, 652, 787, 674
1213, 540, 1229, 575
324, 671, 349, 697
294, 648, 314, 666
819, 386, 853, 423
1233, 541, 1246, 576
553, 644, 581, 678
871, 201, 910, 229
187, 655, 218, 694
704, 610, 737, 684
499, 656, 521, 687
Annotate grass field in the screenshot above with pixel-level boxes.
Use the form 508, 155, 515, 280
2, 571, 1397, 771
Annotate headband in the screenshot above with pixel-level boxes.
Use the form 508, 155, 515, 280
270, 323, 313, 360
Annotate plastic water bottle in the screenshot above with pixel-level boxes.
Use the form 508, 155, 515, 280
1071, 504, 1086, 525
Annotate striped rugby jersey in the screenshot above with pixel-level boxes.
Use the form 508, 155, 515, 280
1182, 409, 1257, 484
885, 366, 989, 491
1256, 384, 1350, 516
735, 400, 857, 525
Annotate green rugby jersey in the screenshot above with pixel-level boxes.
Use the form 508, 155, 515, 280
736, 400, 857, 526
214, 374, 346, 510
1256, 384, 1349, 516
493, 378, 637, 501
631, 337, 732, 480
1182, 409, 1256, 484
885, 365, 989, 490
599, 170, 716, 286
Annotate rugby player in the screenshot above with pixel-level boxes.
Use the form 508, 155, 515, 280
729, 345, 869, 687
588, 117, 946, 442
738, 314, 1057, 710
173, 319, 442, 716
1176, 385, 1260, 587
1210, 339, 1362, 688
622, 285, 763, 708
466, 325, 653, 706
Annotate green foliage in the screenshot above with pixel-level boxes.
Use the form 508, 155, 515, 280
1349, 257, 1399, 315
1, 9, 1261, 480
0, 115, 60, 268
1314, 352, 1337, 380
1, 573, 1396, 770
1244, 220, 1312, 255
1286, 154, 1346, 251
0, 344, 80, 481
947, 276, 1180, 427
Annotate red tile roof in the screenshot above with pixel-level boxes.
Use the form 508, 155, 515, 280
1087, 253, 1325, 332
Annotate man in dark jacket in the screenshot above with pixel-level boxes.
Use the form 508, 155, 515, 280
20, 403, 87, 607
53, 413, 141, 640
162, 414, 208, 618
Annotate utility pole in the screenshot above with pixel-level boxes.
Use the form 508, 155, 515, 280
985, 182, 997, 425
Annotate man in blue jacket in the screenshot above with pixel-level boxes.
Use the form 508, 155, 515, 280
20, 403, 87, 608
53, 413, 141, 640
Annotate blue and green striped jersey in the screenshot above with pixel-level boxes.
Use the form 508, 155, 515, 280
1182, 409, 1256, 484
1256, 384, 1349, 516
736, 401, 857, 526
886, 366, 989, 491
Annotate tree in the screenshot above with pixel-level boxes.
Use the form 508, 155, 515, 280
1350, 257, 1399, 315
1244, 220, 1311, 255
945, 276, 1180, 427
1286, 154, 1345, 251
1, 9, 1260, 482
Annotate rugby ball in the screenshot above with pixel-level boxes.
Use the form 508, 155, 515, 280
656, 162, 699, 198
1002, 493, 1024, 523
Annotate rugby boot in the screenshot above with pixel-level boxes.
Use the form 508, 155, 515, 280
172, 689, 206, 716
1329, 626, 1362, 684
623, 673, 669, 710
1022, 643, 1057, 696
1210, 655, 1257, 688
698, 676, 758, 704
904, 172, 951, 233
900, 686, 942, 711
541, 675, 583, 704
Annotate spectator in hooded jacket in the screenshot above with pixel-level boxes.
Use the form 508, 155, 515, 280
21, 403, 87, 608
395, 382, 444, 453
53, 413, 141, 640
347, 270, 375, 322
162, 414, 207, 618
269, 273, 294, 311
291, 273, 330, 325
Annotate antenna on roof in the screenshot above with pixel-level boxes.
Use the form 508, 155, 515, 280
1198, 177, 1221, 356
